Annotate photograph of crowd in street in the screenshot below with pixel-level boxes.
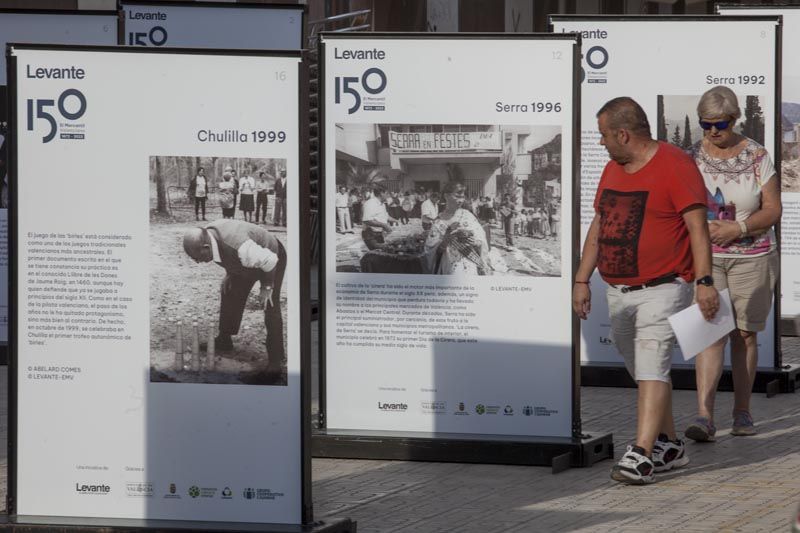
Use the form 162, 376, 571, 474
149, 155, 288, 386
333, 123, 563, 276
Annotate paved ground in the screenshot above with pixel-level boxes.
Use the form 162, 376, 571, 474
0, 337, 798, 532
311, 335, 800, 533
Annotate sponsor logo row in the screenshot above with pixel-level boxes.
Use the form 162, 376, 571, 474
378, 401, 559, 417
76, 482, 283, 501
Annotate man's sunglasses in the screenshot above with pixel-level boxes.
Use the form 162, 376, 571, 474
699, 120, 731, 131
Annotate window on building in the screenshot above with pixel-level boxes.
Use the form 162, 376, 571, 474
518, 133, 529, 153
378, 124, 390, 148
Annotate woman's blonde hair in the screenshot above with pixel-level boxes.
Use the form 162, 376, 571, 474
697, 86, 741, 120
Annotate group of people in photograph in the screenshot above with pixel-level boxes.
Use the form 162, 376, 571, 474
573, 87, 780, 486
189, 166, 287, 225
335, 185, 559, 239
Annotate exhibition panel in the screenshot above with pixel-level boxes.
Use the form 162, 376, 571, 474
550, 16, 782, 375
320, 33, 582, 441
119, 1, 304, 50
0, 9, 119, 348
9, 44, 310, 526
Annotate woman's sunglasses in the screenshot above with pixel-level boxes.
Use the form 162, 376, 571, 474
699, 120, 731, 131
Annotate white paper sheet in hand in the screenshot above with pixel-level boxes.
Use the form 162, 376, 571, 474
668, 289, 735, 361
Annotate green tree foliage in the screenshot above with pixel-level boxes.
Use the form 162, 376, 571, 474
657, 95, 668, 141
671, 124, 682, 146
740, 95, 765, 145
682, 115, 693, 149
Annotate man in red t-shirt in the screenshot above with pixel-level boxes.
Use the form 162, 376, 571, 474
573, 97, 719, 485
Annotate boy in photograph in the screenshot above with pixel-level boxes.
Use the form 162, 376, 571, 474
239, 170, 256, 222
190, 167, 208, 221
526, 209, 535, 237
255, 172, 270, 224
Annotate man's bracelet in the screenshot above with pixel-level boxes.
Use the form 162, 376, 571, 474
574, 281, 590, 284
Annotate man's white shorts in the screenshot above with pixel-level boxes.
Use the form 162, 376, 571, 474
606, 279, 693, 383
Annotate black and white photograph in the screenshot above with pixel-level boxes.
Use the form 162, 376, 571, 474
334, 123, 563, 276
782, 76, 800, 192
149, 155, 289, 385
657, 94, 766, 150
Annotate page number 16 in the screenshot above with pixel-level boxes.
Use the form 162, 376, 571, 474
275, 71, 287, 81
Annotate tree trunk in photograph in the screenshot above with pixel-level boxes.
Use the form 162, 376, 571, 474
155, 156, 168, 214
211, 156, 219, 187
175, 156, 183, 188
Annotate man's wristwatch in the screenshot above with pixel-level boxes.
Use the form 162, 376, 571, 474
696, 275, 714, 287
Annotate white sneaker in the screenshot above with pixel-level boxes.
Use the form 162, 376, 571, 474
652, 434, 690, 473
610, 445, 655, 485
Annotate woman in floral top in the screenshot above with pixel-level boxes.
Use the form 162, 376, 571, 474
424, 181, 489, 275
684, 86, 781, 442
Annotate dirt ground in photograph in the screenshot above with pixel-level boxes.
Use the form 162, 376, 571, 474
336, 218, 561, 276
783, 159, 800, 192
149, 207, 288, 386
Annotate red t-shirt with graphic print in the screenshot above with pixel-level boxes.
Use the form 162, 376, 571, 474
593, 141, 707, 286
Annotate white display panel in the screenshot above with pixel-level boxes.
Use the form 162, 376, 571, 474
717, 5, 800, 322
0, 11, 117, 85
12, 46, 303, 524
551, 17, 779, 367
0, 11, 118, 345
120, 1, 303, 50
322, 35, 578, 438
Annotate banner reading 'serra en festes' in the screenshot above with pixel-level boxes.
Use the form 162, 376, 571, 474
322, 34, 579, 438
717, 5, 800, 324
11, 45, 304, 524
120, 1, 304, 50
550, 16, 780, 367
0, 10, 118, 346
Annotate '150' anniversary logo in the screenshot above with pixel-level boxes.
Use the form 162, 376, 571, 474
27, 88, 87, 143
335, 67, 387, 115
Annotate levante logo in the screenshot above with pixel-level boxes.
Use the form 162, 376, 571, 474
126, 10, 168, 46
75, 483, 110, 495
378, 401, 407, 412
334, 49, 387, 115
